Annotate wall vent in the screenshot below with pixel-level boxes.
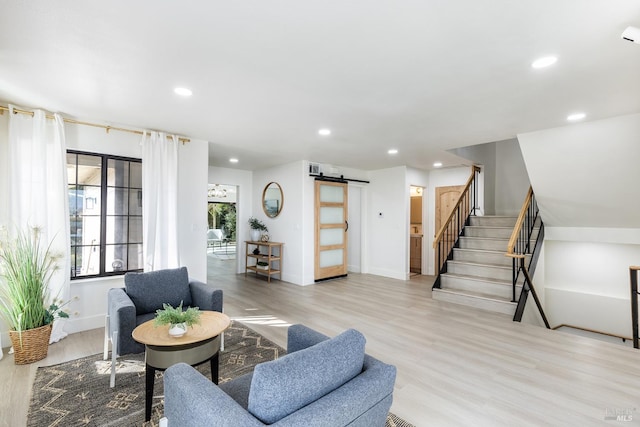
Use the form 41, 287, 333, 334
309, 162, 320, 174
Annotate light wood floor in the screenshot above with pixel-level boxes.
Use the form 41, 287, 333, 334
2, 256, 639, 426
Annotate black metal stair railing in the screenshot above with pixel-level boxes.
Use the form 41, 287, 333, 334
505, 187, 549, 327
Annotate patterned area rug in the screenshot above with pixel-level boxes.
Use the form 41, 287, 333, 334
28, 321, 414, 427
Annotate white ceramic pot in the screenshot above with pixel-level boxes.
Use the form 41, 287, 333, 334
168, 323, 187, 338
250, 229, 261, 242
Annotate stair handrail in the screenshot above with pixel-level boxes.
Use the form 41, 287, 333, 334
505, 186, 541, 299
506, 186, 534, 255
631, 266, 639, 349
432, 165, 481, 280
505, 186, 547, 326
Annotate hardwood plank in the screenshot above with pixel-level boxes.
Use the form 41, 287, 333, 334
1, 258, 638, 426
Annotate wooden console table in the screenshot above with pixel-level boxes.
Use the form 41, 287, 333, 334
245, 241, 283, 283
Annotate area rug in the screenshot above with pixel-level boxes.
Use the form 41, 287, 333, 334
28, 321, 414, 427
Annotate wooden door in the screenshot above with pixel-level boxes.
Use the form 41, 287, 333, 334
410, 196, 422, 224
435, 185, 465, 237
315, 180, 348, 281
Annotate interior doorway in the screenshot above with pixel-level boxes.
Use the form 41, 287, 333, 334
410, 186, 424, 276
207, 184, 237, 278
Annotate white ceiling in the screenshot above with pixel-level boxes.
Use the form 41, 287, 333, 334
1, 1, 639, 172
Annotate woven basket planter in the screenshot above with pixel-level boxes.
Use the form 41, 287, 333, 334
9, 324, 52, 365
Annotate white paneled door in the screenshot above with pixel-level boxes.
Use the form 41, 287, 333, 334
315, 180, 348, 281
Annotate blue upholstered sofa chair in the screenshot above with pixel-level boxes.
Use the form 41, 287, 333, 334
164, 324, 397, 427
103, 266, 223, 387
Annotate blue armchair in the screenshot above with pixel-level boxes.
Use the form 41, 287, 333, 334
164, 324, 396, 426
103, 267, 223, 387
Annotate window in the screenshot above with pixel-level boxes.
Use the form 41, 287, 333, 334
67, 151, 143, 279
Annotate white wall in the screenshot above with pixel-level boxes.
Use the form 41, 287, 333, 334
451, 138, 529, 216
542, 229, 640, 337
253, 161, 308, 285
494, 139, 530, 216
366, 166, 409, 280
208, 166, 253, 274
177, 138, 209, 282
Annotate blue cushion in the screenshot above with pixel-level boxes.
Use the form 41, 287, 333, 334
247, 328, 366, 424
124, 267, 192, 315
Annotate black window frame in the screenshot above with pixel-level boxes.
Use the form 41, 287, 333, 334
67, 150, 143, 280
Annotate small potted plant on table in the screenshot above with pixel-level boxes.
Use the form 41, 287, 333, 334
154, 302, 201, 338
248, 217, 268, 242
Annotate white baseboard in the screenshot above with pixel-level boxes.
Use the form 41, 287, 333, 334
65, 314, 105, 335
367, 267, 406, 281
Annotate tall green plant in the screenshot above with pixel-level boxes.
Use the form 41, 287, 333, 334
0, 227, 66, 333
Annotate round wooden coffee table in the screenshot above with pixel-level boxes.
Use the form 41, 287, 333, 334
132, 311, 230, 421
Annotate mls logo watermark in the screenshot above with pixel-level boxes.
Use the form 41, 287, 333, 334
604, 408, 635, 422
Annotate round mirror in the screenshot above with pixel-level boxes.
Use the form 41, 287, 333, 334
262, 182, 284, 218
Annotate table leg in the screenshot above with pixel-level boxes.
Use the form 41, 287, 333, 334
145, 363, 155, 421
210, 352, 219, 384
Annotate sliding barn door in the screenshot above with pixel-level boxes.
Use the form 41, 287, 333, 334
315, 180, 348, 281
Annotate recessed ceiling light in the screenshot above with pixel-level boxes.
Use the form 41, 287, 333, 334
229, 158, 238, 163
388, 149, 398, 154
531, 56, 558, 69
567, 112, 586, 121
433, 162, 443, 168
174, 87, 193, 97
318, 128, 331, 136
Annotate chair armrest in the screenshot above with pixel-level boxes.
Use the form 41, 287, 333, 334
190, 280, 223, 312
107, 288, 140, 355
286, 324, 329, 353
164, 363, 263, 427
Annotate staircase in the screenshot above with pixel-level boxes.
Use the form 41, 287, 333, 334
432, 216, 534, 315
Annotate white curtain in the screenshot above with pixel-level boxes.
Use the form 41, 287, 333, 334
141, 131, 179, 271
7, 105, 71, 343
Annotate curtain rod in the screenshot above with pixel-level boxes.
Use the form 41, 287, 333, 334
0, 105, 190, 144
